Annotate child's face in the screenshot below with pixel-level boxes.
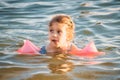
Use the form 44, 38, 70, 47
48, 22, 68, 48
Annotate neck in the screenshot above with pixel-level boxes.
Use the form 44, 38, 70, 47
47, 42, 72, 53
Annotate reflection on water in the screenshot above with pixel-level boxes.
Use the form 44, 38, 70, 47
0, 0, 120, 80
48, 54, 74, 74
26, 73, 72, 80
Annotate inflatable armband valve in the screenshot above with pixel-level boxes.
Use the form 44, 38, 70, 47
17, 40, 40, 55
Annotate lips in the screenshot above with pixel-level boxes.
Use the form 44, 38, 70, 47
52, 39, 58, 44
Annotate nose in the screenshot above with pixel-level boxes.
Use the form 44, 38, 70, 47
53, 32, 57, 37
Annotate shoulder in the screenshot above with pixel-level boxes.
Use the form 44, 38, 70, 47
71, 43, 79, 50
69, 43, 79, 54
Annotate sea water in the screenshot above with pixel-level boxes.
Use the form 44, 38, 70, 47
0, 0, 120, 80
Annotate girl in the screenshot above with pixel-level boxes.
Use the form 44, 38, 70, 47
17, 14, 104, 58
39, 14, 79, 54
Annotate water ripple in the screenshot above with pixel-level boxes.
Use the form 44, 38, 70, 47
0, 0, 120, 80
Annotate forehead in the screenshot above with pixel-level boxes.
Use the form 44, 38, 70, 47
49, 22, 68, 30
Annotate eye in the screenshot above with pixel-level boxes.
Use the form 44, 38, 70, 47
49, 29, 53, 33
57, 30, 62, 34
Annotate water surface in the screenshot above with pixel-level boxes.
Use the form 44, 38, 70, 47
0, 0, 120, 80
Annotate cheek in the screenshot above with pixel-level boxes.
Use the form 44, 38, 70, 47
48, 33, 51, 39
60, 33, 67, 40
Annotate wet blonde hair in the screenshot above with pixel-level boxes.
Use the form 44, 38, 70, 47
49, 14, 75, 41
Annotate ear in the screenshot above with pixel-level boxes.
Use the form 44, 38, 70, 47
66, 29, 74, 41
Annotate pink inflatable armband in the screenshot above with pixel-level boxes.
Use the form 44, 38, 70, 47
17, 40, 105, 58
17, 40, 40, 55
71, 41, 105, 58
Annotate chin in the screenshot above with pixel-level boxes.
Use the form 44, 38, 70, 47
52, 43, 59, 47
53, 45, 59, 48
53, 44, 61, 48
50, 41, 60, 48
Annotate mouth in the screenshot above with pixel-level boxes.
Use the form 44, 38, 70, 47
52, 39, 59, 44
